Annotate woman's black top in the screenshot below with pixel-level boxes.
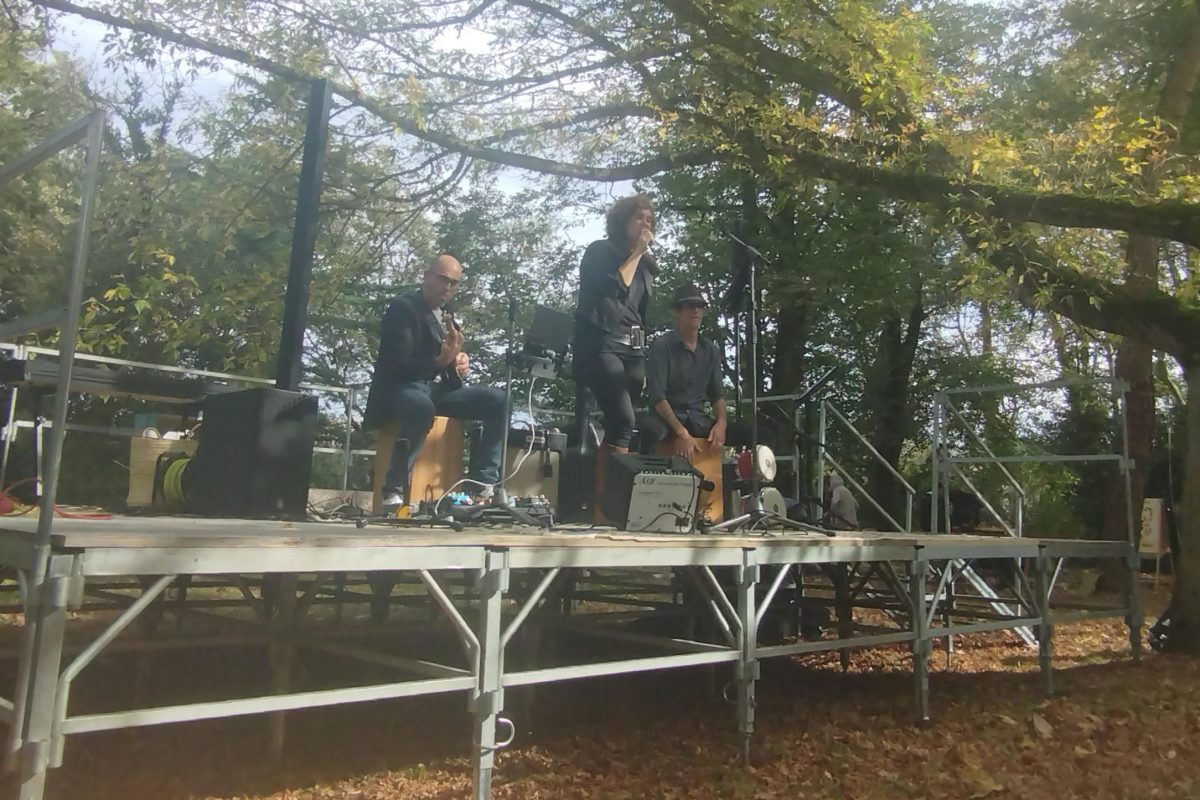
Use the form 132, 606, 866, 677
573, 238, 654, 355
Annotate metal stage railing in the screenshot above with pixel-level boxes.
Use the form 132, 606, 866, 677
817, 400, 916, 533
932, 377, 1135, 546
928, 378, 1139, 648
0, 344, 574, 495
0, 108, 106, 800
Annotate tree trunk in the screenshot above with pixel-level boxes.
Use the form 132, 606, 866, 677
862, 298, 924, 529
1164, 363, 1200, 653
1102, 4, 1200, 555
771, 304, 808, 393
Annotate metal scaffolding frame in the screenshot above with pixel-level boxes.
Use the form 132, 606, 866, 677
0, 517, 1138, 800
926, 378, 1138, 649
931, 377, 1135, 546
813, 398, 1038, 646
0, 110, 107, 800
817, 400, 917, 532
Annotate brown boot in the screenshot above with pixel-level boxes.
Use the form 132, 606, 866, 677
593, 443, 630, 525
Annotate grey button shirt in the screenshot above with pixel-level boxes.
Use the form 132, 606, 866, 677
646, 330, 723, 430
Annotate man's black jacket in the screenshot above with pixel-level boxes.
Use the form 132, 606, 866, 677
364, 291, 462, 429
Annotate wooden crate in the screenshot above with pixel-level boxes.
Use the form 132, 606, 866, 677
372, 417, 465, 513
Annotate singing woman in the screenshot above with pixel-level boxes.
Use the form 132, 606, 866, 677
573, 194, 658, 520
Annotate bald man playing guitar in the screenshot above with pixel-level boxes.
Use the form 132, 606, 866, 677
364, 254, 507, 510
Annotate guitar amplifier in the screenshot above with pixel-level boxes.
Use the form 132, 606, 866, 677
183, 387, 318, 519
602, 454, 702, 533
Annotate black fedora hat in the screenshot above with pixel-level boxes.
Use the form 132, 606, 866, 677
670, 283, 707, 308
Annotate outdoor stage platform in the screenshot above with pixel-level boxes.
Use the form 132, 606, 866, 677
0, 516, 1141, 800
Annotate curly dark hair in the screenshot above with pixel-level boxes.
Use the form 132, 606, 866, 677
604, 193, 656, 245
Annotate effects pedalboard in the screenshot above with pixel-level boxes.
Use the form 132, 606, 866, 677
443, 494, 555, 525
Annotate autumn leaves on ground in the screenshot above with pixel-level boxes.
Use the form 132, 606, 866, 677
46, 584, 1196, 800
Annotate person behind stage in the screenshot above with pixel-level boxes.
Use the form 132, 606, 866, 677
573, 193, 658, 518
827, 473, 859, 528
638, 283, 728, 459
364, 253, 507, 510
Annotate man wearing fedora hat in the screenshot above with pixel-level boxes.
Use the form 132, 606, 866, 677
639, 283, 728, 461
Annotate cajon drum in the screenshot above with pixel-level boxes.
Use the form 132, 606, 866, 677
655, 436, 724, 522
372, 416, 465, 513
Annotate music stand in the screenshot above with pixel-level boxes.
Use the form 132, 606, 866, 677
707, 229, 834, 536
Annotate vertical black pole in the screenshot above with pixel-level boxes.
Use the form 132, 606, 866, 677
276, 78, 332, 391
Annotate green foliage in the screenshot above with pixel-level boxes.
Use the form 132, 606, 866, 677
5, 0, 1196, 523
0, 28, 95, 321
1, 29, 582, 498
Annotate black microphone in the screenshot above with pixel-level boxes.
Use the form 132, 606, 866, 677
641, 233, 660, 276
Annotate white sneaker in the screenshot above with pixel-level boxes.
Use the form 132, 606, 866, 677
476, 484, 495, 501
381, 492, 404, 512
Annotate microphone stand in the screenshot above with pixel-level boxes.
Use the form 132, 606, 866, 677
708, 232, 833, 536
460, 296, 549, 529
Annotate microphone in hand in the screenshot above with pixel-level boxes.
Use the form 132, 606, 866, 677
640, 231, 660, 275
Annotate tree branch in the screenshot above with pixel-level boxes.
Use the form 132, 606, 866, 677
975, 220, 1200, 358
506, 0, 669, 105
34, 0, 714, 180
783, 146, 1200, 249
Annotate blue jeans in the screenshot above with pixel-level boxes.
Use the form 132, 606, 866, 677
379, 381, 507, 499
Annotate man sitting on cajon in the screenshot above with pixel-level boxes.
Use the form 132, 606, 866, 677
638, 283, 728, 458
364, 254, 506, 511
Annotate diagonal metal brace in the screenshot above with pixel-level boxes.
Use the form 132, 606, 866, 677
50, 574, 176, 766
697, 566, 741, 635
419, 570, 481, 670
682, 568, 737, 649
501, 568, 561, 650
754, 564, 792, 633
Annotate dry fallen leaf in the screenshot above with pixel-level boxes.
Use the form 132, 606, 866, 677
996, 714, 1019, 726
964, 766, 1004, 799
956, 746, 984, 770
1032, 713, 1054, 739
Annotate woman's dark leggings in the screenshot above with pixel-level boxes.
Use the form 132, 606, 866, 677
577, 349, 645, 449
